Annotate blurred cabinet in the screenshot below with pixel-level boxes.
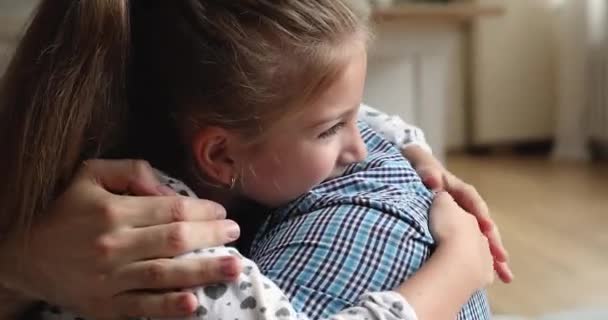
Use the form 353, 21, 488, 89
471, 0, 557, 145
365, 3, 503, 162
364, 21, 461, 163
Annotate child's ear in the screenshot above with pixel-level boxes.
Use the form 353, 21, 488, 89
192, 127, 238, 187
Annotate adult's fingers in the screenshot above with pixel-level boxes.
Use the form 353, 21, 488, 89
445, 174, 494, 233
116, 220, 241, 263
445, 174, 510, 262
114, 256, 242, 293
494, 260, 514, 284
113, 194, 227, 228
79, 159, 168, 196
416, 166, 445, 191
112, 290, 199, 319
486, 224, 509, 263
431, 190, 457, 208
483, 236, 497, 284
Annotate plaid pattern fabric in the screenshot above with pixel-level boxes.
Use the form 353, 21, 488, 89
250, 123, 491, 320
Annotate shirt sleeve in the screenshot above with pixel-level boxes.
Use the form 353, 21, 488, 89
252, 202, 433, 319
358, 104, 432, 154
155, 247, 418, 320
325, 292, 418, 320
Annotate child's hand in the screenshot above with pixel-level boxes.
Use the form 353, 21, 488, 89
402, 145, 514, 284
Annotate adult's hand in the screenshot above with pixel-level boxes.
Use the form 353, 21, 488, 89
429, 192, 495, 289
402, 146, 513, 283
0, 159, 242, 319
395, 192, 495, 320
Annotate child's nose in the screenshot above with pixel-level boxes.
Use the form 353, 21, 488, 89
340, 129, 368, 165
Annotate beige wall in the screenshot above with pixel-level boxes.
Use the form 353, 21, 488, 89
471, 0, 558, 145
445, 30, 467, 150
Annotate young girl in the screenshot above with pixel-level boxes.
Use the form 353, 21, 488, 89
0, 0, 505, 319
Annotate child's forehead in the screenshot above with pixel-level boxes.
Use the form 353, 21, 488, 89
305, 48, 367, 115
249, 42, 367, 139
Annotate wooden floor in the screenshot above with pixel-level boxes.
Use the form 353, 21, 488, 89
447, 154, 608, 316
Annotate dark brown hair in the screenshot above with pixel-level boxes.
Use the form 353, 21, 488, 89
0, 0, 369, 236
0, 0, 130, 236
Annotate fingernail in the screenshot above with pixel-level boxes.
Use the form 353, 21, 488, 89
179, 293, 197, 313
215, 205, 227, 219
157, 184, 177, 196
226, 221, 240, 241
219, 256, 239, 278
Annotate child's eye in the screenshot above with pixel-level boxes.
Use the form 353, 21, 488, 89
318, 122, 346, 139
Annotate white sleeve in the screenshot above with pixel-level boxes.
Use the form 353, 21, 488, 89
165, 247, 417, 320
358, 103, 432, 154
325, 291, 418, 320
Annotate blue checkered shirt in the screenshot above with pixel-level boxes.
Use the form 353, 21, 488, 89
250, 123, 491, 319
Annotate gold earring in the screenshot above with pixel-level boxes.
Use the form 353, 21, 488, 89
229, 175, 237, 190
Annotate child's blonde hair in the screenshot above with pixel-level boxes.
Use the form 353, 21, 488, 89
0, 0, 369, 235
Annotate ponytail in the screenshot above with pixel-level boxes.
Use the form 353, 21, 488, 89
0, 0, 131, 236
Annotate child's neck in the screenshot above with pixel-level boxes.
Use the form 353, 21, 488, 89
193, 183, 252, 213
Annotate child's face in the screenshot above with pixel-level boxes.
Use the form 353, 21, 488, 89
237, 41, 368, 207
